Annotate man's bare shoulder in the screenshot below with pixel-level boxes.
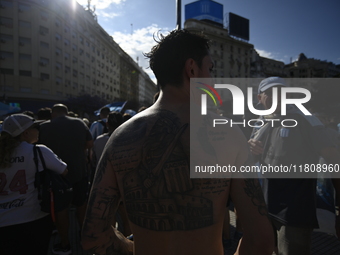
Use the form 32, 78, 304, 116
105, 108, 189, 174
108, 108, 185, 147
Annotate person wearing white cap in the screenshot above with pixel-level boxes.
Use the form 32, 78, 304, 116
249, 77, 340, 255
257, 76, 287, 114
0, 114, 68, 255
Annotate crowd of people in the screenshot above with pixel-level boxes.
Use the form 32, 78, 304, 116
0, 29, 340, 255
0, 103, 133, 255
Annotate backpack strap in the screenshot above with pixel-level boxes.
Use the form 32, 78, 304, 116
33, 144, 40, 188
35, 146, 47, 170
33, 145, 43, 200
33, 144, 38, 170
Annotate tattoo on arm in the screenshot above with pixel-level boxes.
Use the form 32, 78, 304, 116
83, 152, 123, 254
83, 185, 121, 254
243, 179, 268, 216
93, 151, 109, 185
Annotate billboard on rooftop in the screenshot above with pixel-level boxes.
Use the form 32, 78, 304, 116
228, 12, 250, 41
185, 0, 223, 27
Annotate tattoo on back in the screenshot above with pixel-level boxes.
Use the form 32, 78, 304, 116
115, 110, 229, 231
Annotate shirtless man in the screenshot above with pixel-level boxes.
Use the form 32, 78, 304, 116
81, 29, 274, 255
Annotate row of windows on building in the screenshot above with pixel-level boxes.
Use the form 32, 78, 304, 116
9, 0, 113, 46
1, 50, 118, 81
1, 66, 120, 93
0, 20, 118, 65
3, 84, 115, 101
210, 40, 251, 55
1, 0, 87, 36
1, 64, 119, 89
1, 7, 118, 62
0, 43, 118, 78
1, 1, 77, 29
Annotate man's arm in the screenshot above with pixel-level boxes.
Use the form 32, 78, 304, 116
81, 152, 133, 254
231, 178, 274, 255
332, 178, 340, 239
319, 146, 340, 240
231, 134, 274, 255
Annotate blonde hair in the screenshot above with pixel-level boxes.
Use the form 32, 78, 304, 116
0, 132, 20, 168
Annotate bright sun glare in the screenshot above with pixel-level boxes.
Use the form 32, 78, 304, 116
72, 0, 77, 10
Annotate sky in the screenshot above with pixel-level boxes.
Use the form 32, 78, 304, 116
75, 0, 340, 82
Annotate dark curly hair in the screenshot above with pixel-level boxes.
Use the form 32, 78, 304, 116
144, 29, 210, 88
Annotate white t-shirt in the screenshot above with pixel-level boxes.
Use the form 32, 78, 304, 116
92, 133, 110, 166
0, 142, 67, 227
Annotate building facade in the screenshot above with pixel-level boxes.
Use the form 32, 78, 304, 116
184, 19, 254, 79
250, 50, 287, 78
0, 0, 156, 112
285, 53, 340, 78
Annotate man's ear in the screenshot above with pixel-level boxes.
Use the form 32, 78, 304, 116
184, 58, 198, 78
